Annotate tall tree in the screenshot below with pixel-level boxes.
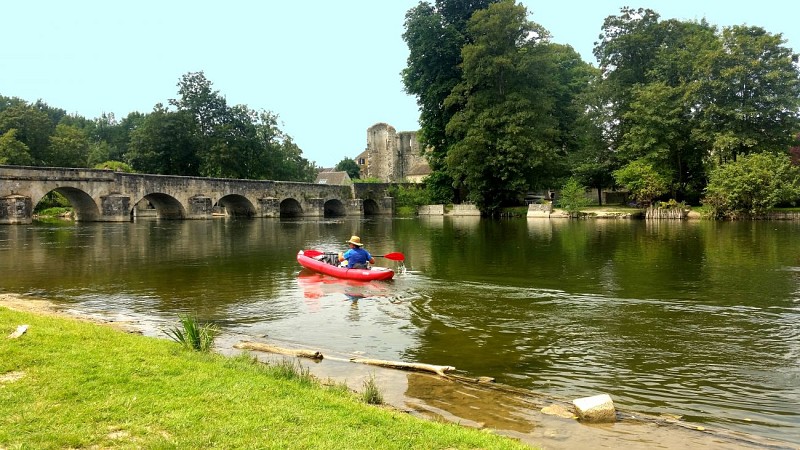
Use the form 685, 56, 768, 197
593, 9, 800, 202
126, 105, 201, 175
445, 0, 560, 214
593, 7, 662, 154
619, 19, 719, 201
696, 26, 800, 163
335, 157, 361, 179
542, 42, 598, 191
0, 129, 34, 165
0, 103, 54, 165
169, 71, 228, 137
48, 124, 89, 167
569, 79, 617, 205
167, 72, 315, 181
402, 0, 499, 202
250, 110, 315, 181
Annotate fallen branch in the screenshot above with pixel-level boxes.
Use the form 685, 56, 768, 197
234, 341, 323, 360
349, 357, 454, 376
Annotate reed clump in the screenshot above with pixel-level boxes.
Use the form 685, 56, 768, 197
164, 314, 219, 352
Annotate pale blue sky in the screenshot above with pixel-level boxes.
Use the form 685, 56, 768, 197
2, 1, 797, 168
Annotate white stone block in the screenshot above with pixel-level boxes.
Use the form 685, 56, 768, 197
417, 204, 445, 215
572, 393, 616, 423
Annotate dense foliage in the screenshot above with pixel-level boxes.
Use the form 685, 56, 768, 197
593, 9, 800, 203
402, 1, 800, 216
388, 183, 432, 215
335, 157, 361, 179
703, 153, 800, 218
404, 0, 594, 214
402, 0, 499, 204
613, 160, 670, 206
0, 72, 317, 182
558, 178, 591, 217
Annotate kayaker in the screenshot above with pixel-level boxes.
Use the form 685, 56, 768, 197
338, 235, 375, 269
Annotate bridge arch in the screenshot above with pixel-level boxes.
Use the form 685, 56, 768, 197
363, 198, 381, 216
217, 194, 256, 218
141, 193, 186, 220
280, 198, 303, 218
324, 199, 346, 217
38, 187, 100, 222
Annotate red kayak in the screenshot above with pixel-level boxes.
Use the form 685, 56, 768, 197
296, 250, 395, 281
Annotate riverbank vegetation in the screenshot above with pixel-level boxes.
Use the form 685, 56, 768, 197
403, 1, 800, 216
0, 307, 529, 449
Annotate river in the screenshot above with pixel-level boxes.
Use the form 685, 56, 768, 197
1, 216, 798, 447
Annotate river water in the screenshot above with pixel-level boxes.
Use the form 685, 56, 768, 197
1, 216, 799, 446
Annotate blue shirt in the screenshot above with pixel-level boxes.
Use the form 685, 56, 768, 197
343, 247, 372, 268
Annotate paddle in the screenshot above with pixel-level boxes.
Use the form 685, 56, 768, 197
375, 252, 405, 261
301, 249, 405, 261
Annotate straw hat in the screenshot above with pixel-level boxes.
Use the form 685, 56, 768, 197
346, 235, 363, 246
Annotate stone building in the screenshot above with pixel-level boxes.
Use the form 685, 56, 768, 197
355, 123, 431, 183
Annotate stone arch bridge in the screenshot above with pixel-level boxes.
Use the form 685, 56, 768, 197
0, 166, 396, 225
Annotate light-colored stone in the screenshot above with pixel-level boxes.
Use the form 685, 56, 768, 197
418, 204, 445, 215
573, 393, 616, 423
361, 123, 429, 183
541, 403, 577, 419
0, 166, 397, 223
527, 203, 552, 218
448, 204, 480, 216
7, 324, 28, 339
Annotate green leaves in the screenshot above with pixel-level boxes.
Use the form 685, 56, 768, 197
594, 9, 800, 204
442, 1, 577, 214
0, 129, 33, 165
703, 153, 800, 218
335, 157, 361, 179
165, 314, 219, 352
613, 160, 670, 206
403, 1, 594, 214
0, 74, 316, 182
558, 177, 591, 216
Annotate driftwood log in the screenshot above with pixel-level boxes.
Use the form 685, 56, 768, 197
233, 341, 455, 376
234, 341, 323, 360
348, 357, 454, 376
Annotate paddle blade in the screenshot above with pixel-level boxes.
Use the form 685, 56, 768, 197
301, 249, 323, 258
378, 252, 405, 261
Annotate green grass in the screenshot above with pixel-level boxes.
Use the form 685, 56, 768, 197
33, 206, 72, 218
0, 308, 530, 449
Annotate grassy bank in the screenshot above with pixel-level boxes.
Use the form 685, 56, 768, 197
0, 307, 530, 449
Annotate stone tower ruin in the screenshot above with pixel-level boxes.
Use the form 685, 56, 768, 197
360, 123, 429, 182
